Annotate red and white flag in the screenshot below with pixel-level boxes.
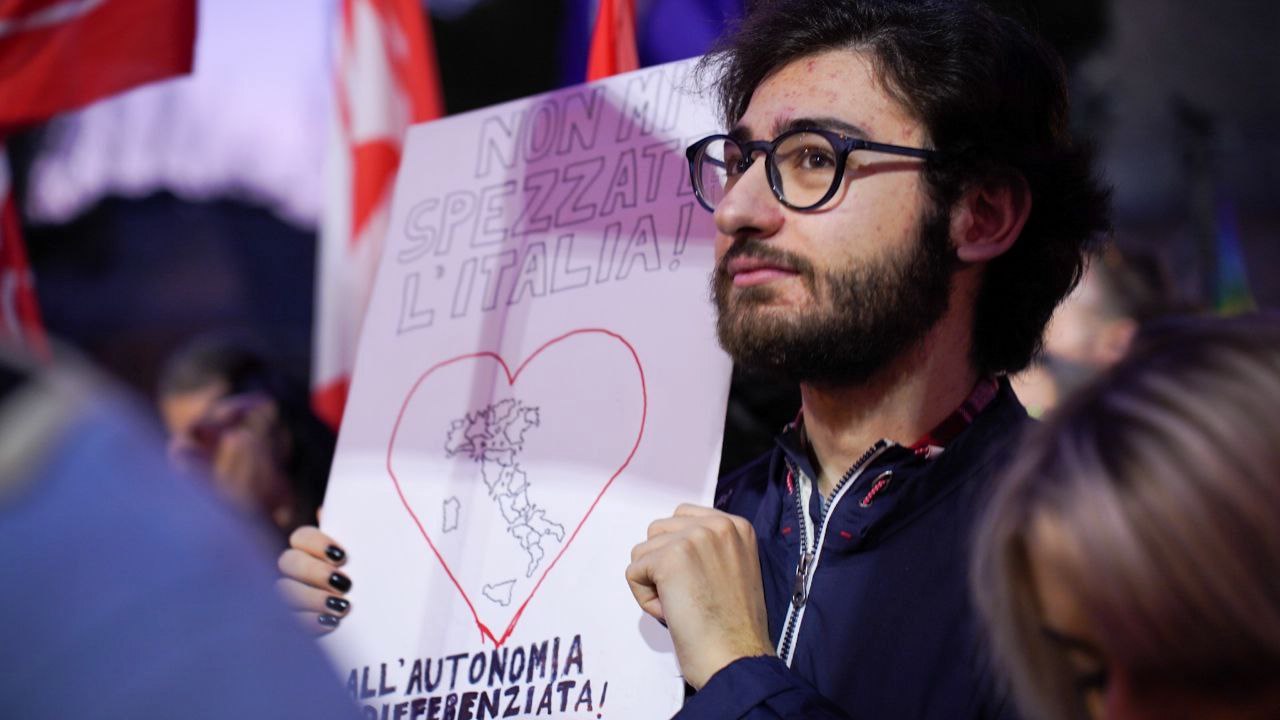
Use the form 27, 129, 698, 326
0, 147, 48, 357
0, 0, 196, 129
0, 0, 196, 353
586, 0, 639, 81
313, 0, 444, 429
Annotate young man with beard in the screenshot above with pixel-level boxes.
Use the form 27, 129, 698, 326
623, 1, 1110, 718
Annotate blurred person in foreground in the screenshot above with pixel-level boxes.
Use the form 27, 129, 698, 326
0, 346, 355, 719
973, 313, 1280, 720
1012, 245, 1175, 417
157, 334, 335, 542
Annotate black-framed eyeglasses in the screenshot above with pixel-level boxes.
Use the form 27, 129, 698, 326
685, 127, 941, 212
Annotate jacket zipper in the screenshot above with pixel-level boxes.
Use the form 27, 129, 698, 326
775, 440, 893, 665
775, 462, 812, 663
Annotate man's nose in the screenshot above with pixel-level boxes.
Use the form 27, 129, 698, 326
713, 158, 784, 241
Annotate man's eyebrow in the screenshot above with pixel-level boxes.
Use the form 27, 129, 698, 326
728, 117, 871, 142
776, 116, 871, 140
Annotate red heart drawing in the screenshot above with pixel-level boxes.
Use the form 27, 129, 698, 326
385, 328, 647, 647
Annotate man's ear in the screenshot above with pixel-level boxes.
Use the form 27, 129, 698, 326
949, 177, 1031, 264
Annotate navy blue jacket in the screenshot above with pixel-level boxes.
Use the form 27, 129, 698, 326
676, 383, 1028, 719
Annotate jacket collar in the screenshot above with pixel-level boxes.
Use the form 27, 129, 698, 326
776, 376, 1003, 476
770, 378, 1028, 551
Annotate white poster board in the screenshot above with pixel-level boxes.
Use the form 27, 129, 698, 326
321, 58, 731, 719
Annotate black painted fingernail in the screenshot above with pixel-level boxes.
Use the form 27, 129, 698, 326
326, 596, 350, 613
325, 545, 346, 563
328, 572, 352, 593
318, 613, 340, 627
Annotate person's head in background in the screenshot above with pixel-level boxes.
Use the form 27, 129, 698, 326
157, 334, 334, 538
974, 313, 1280, 720
1013, 245, 1175, 416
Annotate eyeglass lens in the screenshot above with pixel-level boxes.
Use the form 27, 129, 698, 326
694, 132, 842, 210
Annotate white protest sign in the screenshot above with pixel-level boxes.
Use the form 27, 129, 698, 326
320, 58, 730, 720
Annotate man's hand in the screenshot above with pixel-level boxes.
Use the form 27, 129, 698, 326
277, 525, 353, 635
626, 504, 774, 689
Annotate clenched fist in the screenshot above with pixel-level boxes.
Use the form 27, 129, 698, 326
626, 503, 774, 689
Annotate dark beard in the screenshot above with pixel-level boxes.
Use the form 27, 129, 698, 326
713, 208, 956, 385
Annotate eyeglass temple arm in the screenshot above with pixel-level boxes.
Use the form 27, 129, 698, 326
853, 138, 940, 160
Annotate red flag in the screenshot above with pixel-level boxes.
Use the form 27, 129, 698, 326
0, 0, 197, 129
0, 0, 195, 354
0, 147, 48, 357
586, 0, 639, 81
313, 0, 444, 428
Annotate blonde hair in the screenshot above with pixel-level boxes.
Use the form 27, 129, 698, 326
972, 314, 1280, 720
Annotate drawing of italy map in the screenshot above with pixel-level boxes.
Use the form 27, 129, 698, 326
443, 399, 565, 607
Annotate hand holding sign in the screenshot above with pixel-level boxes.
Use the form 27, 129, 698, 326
626, 503, 775, 689
277, 526, 353, 635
